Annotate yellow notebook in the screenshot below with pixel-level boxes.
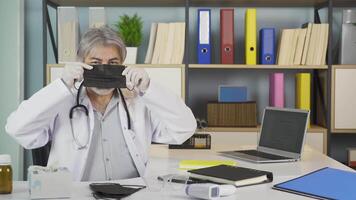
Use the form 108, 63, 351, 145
179, 160, 237, 170
245, 8, 257, 65
296, 73, 311, 127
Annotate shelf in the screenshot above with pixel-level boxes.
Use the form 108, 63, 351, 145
333, 65, 356, 69
47, 64, 184, 68
189, 64, 328, 69
189, 0, 328, 7
197, 125, 327, 133
130, 64, 185, 68
48, 0, 185, 7
48, 0, 356, 7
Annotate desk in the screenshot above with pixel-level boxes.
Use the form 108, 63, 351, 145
2, 145, 353, 200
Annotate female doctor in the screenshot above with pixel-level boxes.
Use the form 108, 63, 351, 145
5, 26, 196, 181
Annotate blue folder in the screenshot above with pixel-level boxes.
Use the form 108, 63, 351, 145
259, 28, 276, 64
273, 167, 356, 200
198, 9, 211, 64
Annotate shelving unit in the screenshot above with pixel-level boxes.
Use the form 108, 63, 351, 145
41, 0, 356, 159
189, 64, 328, 69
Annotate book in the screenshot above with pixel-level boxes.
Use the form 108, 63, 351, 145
171, 22, 185, 64
179, 160, 237, 170
277, 29, 294, 65
301, 23, 312, 65
151, 23, 169, 64
144, 23, 158, 64
293, 28, 307, 65
58, 7, 79, 62
188, 165, 273, 187
273, 167, 356, 200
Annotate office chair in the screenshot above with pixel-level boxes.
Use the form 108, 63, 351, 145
31, 142, 51, 166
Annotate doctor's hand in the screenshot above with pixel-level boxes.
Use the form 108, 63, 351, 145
60, 62, 93, 88
122, 66, 150, 94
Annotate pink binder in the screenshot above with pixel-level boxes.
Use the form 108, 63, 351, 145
269, 73, 285, 108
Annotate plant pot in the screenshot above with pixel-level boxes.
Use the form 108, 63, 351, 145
124, 47, 138, 64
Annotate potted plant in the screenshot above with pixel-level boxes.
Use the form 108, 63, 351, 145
115, 14, 143, 64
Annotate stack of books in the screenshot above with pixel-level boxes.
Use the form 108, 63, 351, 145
144, 22, 185, 64
277, 23, 329, 65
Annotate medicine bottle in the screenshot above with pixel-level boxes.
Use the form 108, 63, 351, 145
0, 154, 12, 194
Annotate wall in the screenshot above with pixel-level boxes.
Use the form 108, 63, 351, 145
24, 1, 356, 168
0, 0, 24, 180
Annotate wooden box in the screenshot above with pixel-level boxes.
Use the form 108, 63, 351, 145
207, 102, 257, 127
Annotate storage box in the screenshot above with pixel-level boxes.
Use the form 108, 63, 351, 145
28, 166, 72, 199
207, 102, 257, 127
218, 85, 247, 102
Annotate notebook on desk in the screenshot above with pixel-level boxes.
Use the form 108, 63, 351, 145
220, 107, 309, 163
273, 167, 356, 200
188, 165, 273, 187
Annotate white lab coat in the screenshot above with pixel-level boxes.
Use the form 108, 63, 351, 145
6, 79, 196, 181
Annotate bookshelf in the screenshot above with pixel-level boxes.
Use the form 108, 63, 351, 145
189, 64, 328, 69
41, 0, 356, 158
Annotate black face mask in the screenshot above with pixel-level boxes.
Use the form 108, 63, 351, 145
90, 183, 145, 199
83, 64, 126, 88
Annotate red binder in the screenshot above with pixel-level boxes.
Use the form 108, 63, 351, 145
220, 9, 235, 64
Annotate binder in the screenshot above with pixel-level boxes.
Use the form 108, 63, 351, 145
144, 23, 158, 64
269, 73, 284, 108
89, 7, 106, 28
245, 8, 257, 65
198, 9, 211, 64
295, 73, 311, 127
220, 9, 234, 64
189, 165, 273, 187
58, 7, 79, 62
259, 28, 276, 64
273, 167, 356, 200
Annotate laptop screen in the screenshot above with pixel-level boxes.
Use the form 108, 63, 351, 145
259, 108, 309, 154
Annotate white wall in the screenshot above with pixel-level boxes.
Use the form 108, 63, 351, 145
0, 0, 24, 180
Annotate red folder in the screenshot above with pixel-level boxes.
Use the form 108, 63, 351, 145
220, 9, 235, 64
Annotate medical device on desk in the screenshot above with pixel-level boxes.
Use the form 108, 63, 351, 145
185, 183, 236, 200
69, 64, 132, 149
28, 165, 72, 199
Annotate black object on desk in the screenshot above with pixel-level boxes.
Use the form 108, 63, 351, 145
188, 165, 273, 187
89, 183, 145, 199
169, 134, 211, 149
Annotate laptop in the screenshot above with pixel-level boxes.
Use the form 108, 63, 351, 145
220, 107, 310, 163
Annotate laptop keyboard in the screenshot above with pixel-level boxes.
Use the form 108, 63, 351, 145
237, 150, 291, 160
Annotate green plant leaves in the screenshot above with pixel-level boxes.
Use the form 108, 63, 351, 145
115, 14, 143, 47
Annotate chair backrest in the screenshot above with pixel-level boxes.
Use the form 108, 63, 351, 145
31, 142, 51, 166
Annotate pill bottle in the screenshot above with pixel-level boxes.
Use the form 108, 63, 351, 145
0, 154, 12, 194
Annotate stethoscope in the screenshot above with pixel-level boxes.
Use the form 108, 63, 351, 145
69, 81, 131, 149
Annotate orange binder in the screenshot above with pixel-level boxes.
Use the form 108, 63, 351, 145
220, 9, 235, 64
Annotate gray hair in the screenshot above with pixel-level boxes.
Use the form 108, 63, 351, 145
77, 26, 126, 62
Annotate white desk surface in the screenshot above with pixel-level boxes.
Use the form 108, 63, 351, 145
2, 145, 353, 200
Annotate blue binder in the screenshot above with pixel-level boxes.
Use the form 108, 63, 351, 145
198, 9, 211, 64
273, 167, 356, 200
259, 28, 276, 64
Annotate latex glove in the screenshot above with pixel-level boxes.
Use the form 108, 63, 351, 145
60, 62, 93, 88
122, 66, 150, 94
